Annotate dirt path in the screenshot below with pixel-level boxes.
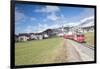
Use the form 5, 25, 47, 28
65, 39, 83, 62
53, 38, 82, 63
52, 38, 68, 63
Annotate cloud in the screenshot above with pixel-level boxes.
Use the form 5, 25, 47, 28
20, 23, 49, 33
15, 8, 36, 24
35, 5, 60, 13
47, 13, 60, 21
15, 8, 26, 22
22, 23, 61, 33
22, 25, 38, 33
64, 8, 94, 23
35, 5, 67, 23
30, 17, 36, 21
24, 26, 33, 33
16, 15, 94, 34
37, 23, 49, 32
36, 23, 62, 33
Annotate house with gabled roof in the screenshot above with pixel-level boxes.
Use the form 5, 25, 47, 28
18, 33, 30, 41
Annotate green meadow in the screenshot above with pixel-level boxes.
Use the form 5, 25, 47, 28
15, 37, 63, 65
84, 32, 94, 45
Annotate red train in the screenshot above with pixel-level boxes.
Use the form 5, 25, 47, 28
63, 33, 85, 43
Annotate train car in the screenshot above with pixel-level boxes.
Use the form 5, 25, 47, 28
63, 33, 85, 43
73, 34, 85, 43
63, 34, 73, 39
63, 32, 74, 39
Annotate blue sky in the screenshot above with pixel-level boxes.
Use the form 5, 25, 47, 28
15, 3, 94, 34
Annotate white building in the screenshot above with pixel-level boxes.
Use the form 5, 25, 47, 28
18, 35, 29, 41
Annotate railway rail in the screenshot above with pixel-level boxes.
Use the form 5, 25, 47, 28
81, 43, 94, 50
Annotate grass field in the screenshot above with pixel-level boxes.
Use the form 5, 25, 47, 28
15, 37, 64, 65
84, 32, 94, 45
15, 32, 94, 65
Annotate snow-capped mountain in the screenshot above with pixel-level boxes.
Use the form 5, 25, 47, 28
78, 16, 94, 27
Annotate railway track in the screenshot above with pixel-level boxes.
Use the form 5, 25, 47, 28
66, 39, 94, 61
68, 39, 94, 50
81, 43, 94, 50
